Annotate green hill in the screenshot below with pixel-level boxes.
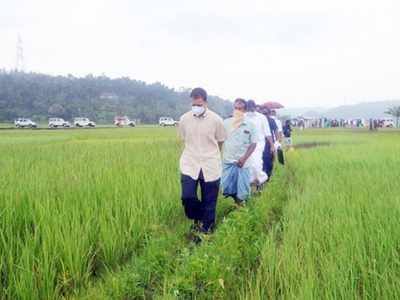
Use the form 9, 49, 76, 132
0, 71, 232, 124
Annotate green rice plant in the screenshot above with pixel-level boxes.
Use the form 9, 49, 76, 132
243, 130, 400, 299
0, 128, 183, 299
1, 127, 400, 300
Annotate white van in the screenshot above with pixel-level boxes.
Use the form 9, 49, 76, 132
15, 118, 37, 128
48, 118, 71, 128
159, 117, 177, 126
382, 119, 395, 128
114, 116, 136, 127
74, 117, 96, 127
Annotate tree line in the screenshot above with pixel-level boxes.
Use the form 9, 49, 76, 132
0, 70, 232, 124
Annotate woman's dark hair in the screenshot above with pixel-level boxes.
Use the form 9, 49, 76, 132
190, 87, 207, 101
234, 98, 247, 110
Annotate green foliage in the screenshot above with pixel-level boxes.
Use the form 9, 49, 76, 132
0, 70, 232, 124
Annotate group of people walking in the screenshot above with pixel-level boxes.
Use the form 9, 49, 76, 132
178, 87, 290, 240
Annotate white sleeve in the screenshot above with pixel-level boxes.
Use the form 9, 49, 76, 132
261, 114, 272, 137
276, 120, 283, 132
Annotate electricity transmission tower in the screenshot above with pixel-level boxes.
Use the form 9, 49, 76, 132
15, 34, 24, 71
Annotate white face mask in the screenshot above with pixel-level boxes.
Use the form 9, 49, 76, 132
192, 105, 205, 116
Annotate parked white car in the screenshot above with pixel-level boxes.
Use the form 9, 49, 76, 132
114, 116, 136, 127
14, 118, 37, 128
159, 117, 177, 126
74, 117, 96, 127
382, 119, 395, 128
48, 118, 71, 128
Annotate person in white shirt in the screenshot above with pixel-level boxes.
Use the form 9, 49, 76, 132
245, 100, 273, 188
270, 110, 283, 146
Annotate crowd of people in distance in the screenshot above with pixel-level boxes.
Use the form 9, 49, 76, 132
292, 117, 394, 129
178, 87, 291, 242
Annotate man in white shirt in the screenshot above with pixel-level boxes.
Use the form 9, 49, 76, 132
245, 100, 273, 187
178, 87, 226, 234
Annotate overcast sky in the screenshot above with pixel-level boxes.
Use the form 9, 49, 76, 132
1, 0, 399, 107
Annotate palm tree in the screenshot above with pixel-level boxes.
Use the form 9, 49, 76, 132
385, 106, 400, 128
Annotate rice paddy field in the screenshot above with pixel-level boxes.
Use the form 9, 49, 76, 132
0, 127, 399, 299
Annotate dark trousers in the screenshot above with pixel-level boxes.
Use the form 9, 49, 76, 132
263, 143, 275, 178
181, 170, 220, 232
